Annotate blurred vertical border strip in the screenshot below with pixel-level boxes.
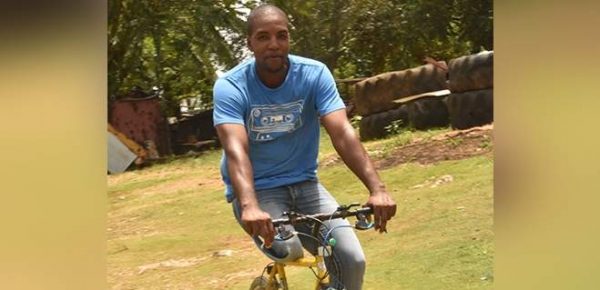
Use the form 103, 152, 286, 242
496, 1, 600, 290
0, 1, 107, 290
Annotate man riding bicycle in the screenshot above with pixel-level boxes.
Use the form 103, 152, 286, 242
212, 4, 396, 290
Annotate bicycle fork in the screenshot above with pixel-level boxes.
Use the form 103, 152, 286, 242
315, 249, 330, 290
266, 254, 330, 290
266, 263, 288, 290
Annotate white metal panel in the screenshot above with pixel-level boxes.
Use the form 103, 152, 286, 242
107, 132, 137, 174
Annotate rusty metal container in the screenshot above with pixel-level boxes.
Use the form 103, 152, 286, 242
109, 96, 171, 156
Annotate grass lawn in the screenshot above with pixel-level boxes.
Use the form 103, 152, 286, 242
107, 127, 493, 289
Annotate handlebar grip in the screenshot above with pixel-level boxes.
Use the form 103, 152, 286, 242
359, 206, 374, 214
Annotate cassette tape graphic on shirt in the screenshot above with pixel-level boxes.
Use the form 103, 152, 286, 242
248, 100, 304, 141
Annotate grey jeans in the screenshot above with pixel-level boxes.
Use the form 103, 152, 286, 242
232, 180, 366, 290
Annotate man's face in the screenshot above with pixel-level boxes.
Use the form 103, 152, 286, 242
247, 11, 290, 74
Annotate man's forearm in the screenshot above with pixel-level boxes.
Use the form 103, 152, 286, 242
216, 124, 260, 209
216, 123, 275, 244
322, 110, 396, 233
331, 124, 386, 194
226, 152, 260, 208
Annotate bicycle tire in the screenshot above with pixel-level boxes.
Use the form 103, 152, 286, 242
249, 276, 270, 290
323, 253, 344, 290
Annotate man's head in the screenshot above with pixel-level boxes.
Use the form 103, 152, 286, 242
246, 4, 290, 74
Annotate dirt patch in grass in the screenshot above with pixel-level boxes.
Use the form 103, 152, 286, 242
374, 125, 493, 169
321, 125, 493, 170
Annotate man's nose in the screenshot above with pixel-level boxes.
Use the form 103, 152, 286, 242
267, 36, 279, 49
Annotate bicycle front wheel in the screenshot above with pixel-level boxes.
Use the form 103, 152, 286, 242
249, 276, 268, 290
251, 276, 285, 290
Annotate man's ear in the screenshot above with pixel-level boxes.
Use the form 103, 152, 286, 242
246, 37, 253, 52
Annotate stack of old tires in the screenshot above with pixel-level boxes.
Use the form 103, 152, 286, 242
354, 64, 449, 140
447, 51, 494, 129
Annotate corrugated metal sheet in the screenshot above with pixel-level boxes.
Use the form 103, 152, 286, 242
107, 131, 137, 174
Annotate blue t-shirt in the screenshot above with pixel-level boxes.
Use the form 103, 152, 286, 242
213, 54, 345, 201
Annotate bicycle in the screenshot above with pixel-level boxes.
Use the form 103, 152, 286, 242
249, 203, 374, 290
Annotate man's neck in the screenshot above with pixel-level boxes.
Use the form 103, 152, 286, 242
257, 63, 289, 89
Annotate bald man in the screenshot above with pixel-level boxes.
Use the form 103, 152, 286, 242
213, 4, 396, 289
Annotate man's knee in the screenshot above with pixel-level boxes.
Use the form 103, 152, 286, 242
336, 245, 366, 273
350, 251, 366, 273
333, 247, 365, 290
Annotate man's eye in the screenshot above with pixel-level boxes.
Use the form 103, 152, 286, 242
257, 35, 269, 41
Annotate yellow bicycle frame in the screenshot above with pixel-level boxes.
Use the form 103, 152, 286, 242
255, 205, 372, 289
265, 254, 329, 290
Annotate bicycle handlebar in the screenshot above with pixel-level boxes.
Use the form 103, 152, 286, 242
254, 204, 374, 264
271, 204, 373, 227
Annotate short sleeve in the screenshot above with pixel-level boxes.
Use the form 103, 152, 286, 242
213, 78, 246, 126
314, 65, 346, 116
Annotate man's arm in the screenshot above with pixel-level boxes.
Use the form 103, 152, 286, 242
215, 124, 275, 246
321, 109, 397, 233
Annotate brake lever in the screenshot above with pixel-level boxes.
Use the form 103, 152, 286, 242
337, 203, 361, 211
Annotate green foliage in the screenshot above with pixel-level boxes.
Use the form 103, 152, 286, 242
350, 115, 362, 130
447, 136, 465, 148
269, 0, 492, 78
108, 0, 250, 116
479, 135, 493, 149
108, 0, 493, 117
384, 119, 406, 136
335, 0, 492, 77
